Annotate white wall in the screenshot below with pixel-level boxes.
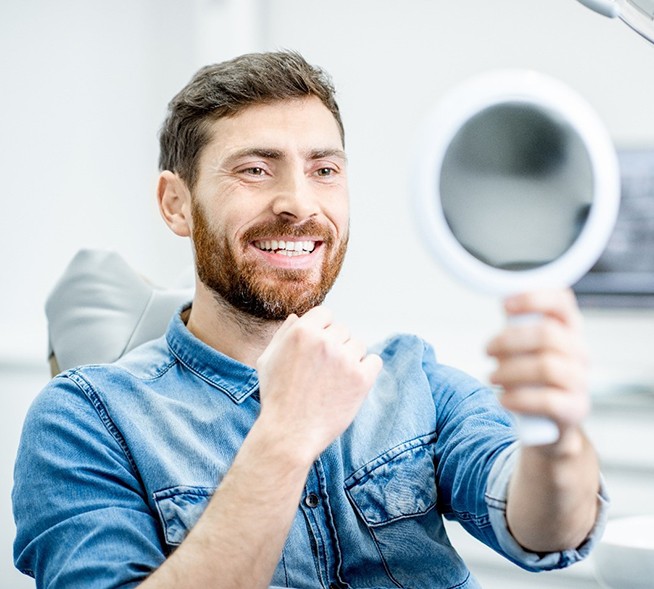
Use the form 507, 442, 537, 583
2, 1, 654, 587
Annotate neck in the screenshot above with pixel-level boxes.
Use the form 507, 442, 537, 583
186, 281, 282, 368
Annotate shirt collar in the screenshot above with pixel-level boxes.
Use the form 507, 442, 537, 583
165, 303, 260, 404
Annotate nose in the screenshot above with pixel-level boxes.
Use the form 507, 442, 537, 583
271, 170, 320, 221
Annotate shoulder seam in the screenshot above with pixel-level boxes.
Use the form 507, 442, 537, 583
65, 371, 140, 474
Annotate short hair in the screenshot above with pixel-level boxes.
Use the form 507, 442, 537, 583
158, 50, 344, 189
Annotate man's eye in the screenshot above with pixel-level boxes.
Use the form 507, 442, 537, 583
244, 167, 266, 176
316, 167, 335, 177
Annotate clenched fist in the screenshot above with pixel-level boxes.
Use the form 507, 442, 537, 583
256, 306, 382, 465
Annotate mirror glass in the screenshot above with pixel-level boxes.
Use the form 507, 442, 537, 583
439, 103, 594, 271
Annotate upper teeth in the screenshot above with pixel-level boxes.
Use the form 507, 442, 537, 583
255, 240, 316, 255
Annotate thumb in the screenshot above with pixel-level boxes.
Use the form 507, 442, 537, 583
272, 313, 299, 340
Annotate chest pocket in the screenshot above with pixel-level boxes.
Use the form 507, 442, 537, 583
153, 486, 215, 547
344, 435, 473, 589
346, 437, 437, 525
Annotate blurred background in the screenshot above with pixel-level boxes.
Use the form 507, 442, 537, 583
1, 1, 653, 587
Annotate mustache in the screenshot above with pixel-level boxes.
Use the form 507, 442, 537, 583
241, 218, 336, 244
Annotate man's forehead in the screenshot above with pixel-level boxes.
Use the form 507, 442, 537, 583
205, 97, 344, 154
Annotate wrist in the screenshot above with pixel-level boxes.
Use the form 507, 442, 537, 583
520, 427, 598, 489
541, 426, 588, 460
247, 414, 317, 474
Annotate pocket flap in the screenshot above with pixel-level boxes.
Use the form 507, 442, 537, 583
345, 436, 437, 527
153, 486, 215, 546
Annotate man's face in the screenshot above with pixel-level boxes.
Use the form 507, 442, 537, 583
190, 97, 349, 320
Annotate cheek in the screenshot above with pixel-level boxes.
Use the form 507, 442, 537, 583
326, 191, 350, 236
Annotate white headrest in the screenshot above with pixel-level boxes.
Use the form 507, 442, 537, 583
46, 249, 193, 372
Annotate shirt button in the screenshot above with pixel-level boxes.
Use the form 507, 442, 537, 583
304, 492, 320, 508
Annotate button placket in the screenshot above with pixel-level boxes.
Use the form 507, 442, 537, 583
300, 458, 349, 589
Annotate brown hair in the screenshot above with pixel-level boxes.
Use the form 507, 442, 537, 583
158, 50, 344, 189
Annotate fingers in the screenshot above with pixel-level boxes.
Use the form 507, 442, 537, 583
499, 386, 591, 426
326, 322, 353, 346
270, 306, 333, 347
360, 353, 383, 383
273, 313, 300, 339
503, 288, 583, 329
269, 305, 379, 372
342, 334, 367, 359
490, 352, 588, 393
488, 288, 587, 362
486, 289, 591, 428
293, 305, 334, 329
486, 317, 587, 360
281, 305, 368, 354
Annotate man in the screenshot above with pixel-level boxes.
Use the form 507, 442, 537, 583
13, 51, 607, 588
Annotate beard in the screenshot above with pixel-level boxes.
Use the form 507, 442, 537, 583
191, 200, 348, 321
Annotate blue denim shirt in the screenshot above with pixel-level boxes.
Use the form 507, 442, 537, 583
13, 306, 608, 589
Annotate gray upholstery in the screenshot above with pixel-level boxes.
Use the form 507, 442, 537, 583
46, 249, 193, 372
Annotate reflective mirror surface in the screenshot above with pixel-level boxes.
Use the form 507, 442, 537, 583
440, 103, 594, 271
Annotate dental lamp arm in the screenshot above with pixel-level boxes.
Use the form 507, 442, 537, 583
576, 0, 654, 45
576, 0, 620, 18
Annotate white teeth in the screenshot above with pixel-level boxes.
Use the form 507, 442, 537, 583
254, 240, 317, 254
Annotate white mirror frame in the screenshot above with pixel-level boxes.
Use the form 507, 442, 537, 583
413, 70, 621, 297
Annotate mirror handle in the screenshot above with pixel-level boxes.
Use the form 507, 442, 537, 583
506, 313, 561, 446
514, 414, 560, 446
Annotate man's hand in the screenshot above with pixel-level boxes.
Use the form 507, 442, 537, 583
486, 288, 590, 439
256, 306, 383, 465
486, 288, 601, 552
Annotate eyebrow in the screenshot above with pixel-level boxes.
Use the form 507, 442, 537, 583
309, 148, 348, 163
224, 147, 348, 166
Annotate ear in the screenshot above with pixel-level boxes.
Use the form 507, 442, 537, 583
157, 171, 192, 237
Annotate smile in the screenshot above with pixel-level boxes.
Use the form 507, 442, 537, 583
254, 240, 317, 257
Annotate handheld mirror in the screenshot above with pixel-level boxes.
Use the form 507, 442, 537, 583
413, 70, 620, 445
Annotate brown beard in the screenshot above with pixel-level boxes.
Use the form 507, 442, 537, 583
191, 199, 348, 320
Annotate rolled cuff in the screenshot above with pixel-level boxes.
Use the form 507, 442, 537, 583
485, 441, 610, 571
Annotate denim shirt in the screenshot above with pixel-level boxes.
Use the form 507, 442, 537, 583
13, 306, 609, 589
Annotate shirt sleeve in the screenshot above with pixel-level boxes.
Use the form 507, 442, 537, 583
485, 441, 611, 571
13, 374, 166, 588
422, 341, 517, 547
422, 340, 610, 572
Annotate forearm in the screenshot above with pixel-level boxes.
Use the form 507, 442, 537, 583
139, 418, 312, 589
506, 427, 600, 553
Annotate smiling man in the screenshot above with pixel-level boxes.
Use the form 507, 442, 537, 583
13, 51, 608, 589
162, 95, 351, 352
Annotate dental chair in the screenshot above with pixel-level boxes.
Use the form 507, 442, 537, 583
46, 249, 193, 375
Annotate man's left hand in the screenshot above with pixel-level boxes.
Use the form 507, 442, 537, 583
486, 288, 590, 437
